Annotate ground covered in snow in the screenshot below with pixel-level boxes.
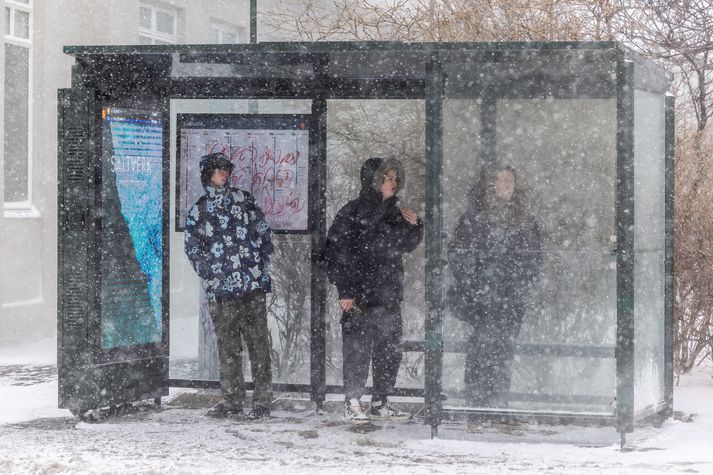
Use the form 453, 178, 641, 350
1, 339, 712, 474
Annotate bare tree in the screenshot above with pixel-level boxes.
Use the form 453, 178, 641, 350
624, 0, 713, 132
266, 0, 626, 42
267, 238, 312, 380
620, 0, 713, 373
671, 128, 713, 375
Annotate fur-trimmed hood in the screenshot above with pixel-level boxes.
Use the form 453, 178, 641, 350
359, 157, 405, 197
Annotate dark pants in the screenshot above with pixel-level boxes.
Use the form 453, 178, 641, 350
341, 303, 403, 402
208, 290, 272, 408
464, 302, 523, 408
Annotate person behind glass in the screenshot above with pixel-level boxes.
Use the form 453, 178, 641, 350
325, 157, 423, 425
184, 152, 274, 420
448, 163, 541, 429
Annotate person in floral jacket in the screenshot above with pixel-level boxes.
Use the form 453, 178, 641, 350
184, 152, 274, 420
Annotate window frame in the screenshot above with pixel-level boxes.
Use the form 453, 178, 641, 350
138, 2, 179, 45
207, 19, 244, 44
3, 0, 33, 211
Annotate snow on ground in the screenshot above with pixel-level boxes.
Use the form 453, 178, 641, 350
0, 338, 712, 474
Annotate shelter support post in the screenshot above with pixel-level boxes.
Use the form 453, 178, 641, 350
424, 56, 445, 431
310, 98, 328, 409
663, 95, 675, 419
615, 59, 635, 435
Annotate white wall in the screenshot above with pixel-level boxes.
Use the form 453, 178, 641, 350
0, 0, 254, 344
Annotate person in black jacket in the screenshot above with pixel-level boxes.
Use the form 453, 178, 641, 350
325, 157, 423, 424
448, 163, 541, 427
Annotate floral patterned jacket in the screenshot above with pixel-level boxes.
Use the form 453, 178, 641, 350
184, 186, 273, 302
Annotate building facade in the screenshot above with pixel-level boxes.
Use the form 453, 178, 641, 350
0, 0, 307, 343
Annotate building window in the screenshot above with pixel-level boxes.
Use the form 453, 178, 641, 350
139, 2, 178, 45
4, 0, 32, 206
207, 20, 244, 44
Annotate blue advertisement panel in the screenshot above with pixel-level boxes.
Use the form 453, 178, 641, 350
100, 107, 163, 349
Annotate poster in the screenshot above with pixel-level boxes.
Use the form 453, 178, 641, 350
177, 115, 310, 232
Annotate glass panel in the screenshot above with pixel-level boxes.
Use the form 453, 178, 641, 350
139, 6, 151, 29
442, 94, 618, 414
324, 100, 426, 392
14, 9, 29, 39
5, 8, 11, 35
155, 10, 174, 35
171, 57, 314, 79
444, 354, 616, 413
327, 52, 425, 79
3, 43, 29, 202
169, 99, 315, 387
139, 34, 153, 45
633, 90, 666, 414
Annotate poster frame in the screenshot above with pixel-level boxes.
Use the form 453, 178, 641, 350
175, 113, 313, 234
91, 101, 171, 365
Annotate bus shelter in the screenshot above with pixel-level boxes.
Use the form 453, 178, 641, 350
57, 41, 673, 444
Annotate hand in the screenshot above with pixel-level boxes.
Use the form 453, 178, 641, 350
339, 299, 354, 312
401, 208, 419, 225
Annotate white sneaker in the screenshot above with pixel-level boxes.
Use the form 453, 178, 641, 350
344, 399, 370, 425
369, 400, 411, 420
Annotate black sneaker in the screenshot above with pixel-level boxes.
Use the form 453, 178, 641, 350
246, 405, 270, 420
206, 401, 243, 418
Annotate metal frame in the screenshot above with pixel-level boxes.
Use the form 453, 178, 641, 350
664, 95, 676, 419
424, 55, 445, 436
615, 58, 636, 438
57, 71, 172, 414
173, 112, 314, 234
57, 41, 672, 437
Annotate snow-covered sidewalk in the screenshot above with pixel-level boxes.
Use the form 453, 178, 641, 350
1, 339, 712, 474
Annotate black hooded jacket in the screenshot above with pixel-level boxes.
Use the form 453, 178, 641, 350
448, 204, 541, 323
325, 158, 423, 306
